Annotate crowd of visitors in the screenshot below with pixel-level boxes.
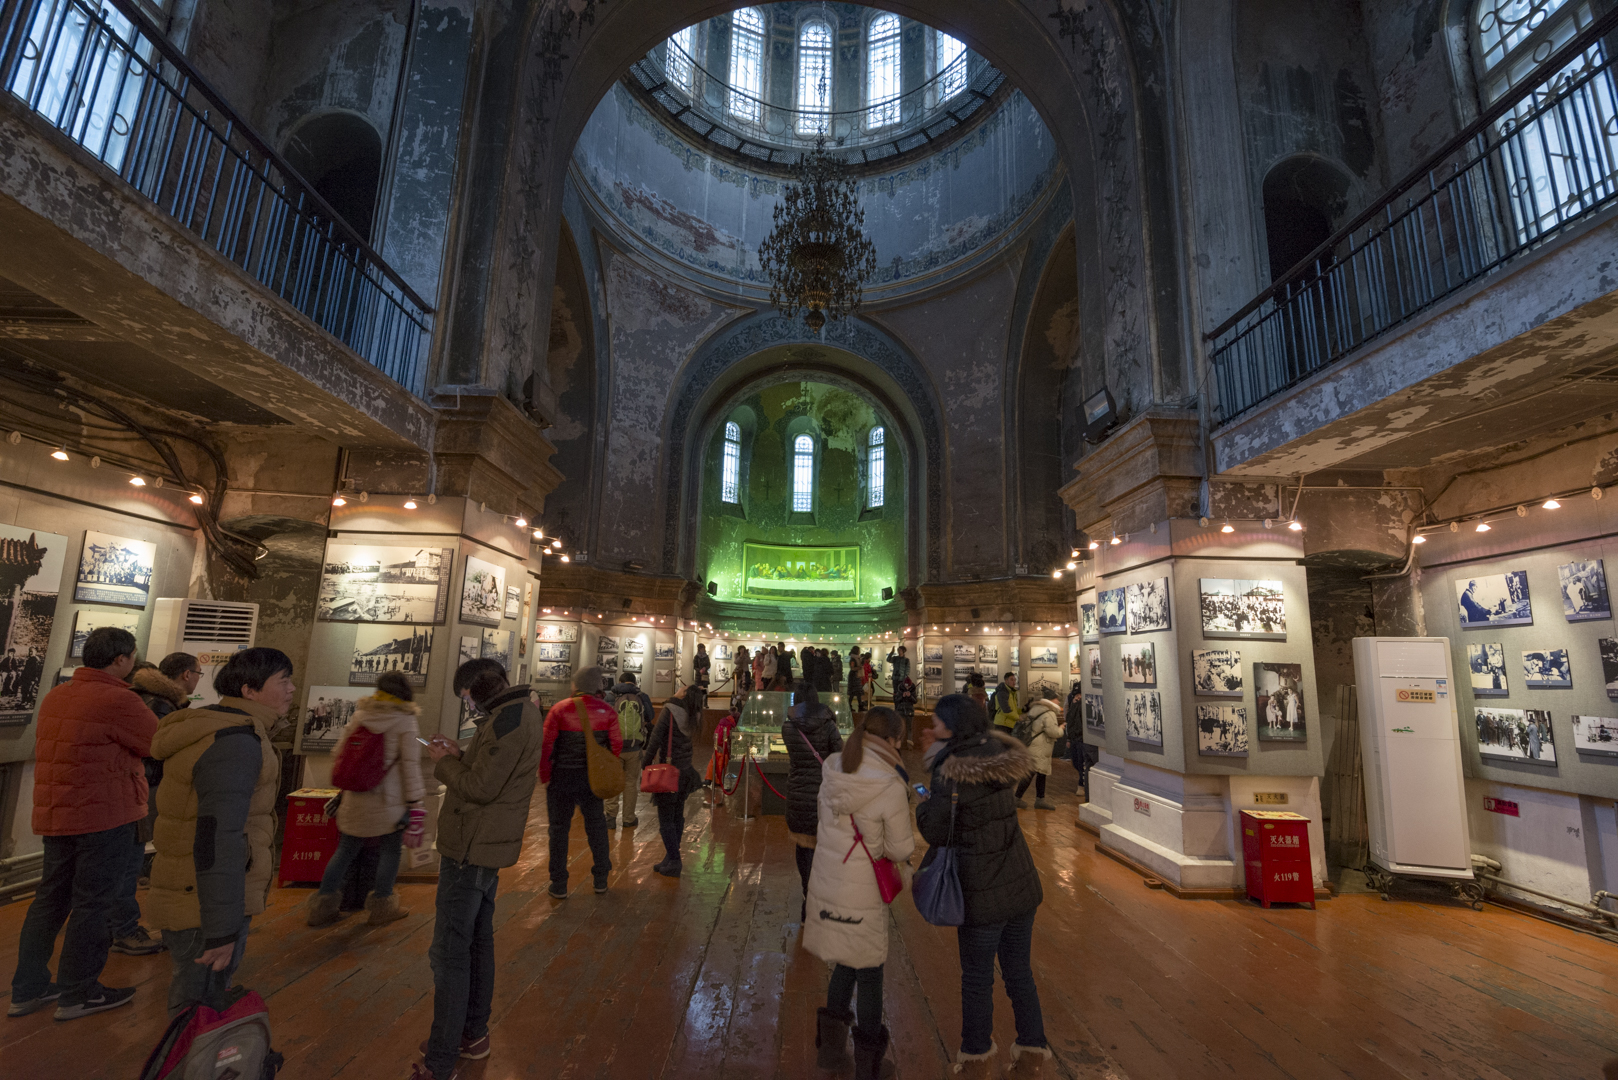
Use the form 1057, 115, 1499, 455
7, 633, 1073, 1079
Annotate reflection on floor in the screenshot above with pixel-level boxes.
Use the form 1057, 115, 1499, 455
2, 753, 1616, 1079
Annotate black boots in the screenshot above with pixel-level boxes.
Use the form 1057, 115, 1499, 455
851, 1024, 895, 1078
654, 819, 682, 877
814, 1007, 853, 1070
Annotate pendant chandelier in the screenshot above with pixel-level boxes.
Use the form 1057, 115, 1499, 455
758, 140, 878, 331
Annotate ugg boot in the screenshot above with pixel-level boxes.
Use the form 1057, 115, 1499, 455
1034, 798, 1056, 810
1004, 1043, 1052, 1078
306, 891, 342, 927
851, 1024, 895, 1078
1015, 798, 1029, 809
952, 1042, 997, 1078
814, 1007, 853, 1070
365, 892, 409, 926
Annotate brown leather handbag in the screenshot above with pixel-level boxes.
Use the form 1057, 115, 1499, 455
578, 695, 624, 799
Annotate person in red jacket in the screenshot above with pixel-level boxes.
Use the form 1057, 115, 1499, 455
8, 626, 157, 1020
539, 666, 621, 899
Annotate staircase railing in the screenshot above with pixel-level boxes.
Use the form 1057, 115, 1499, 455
0, 0, 434, 394
1207, 6, 1618, 425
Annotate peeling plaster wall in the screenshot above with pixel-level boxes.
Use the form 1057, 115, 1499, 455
257, 0, 411, 148
1360, 0, 1469, 177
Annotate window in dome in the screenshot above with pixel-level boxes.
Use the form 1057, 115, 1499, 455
867, 427, 885, 509
729, 7, 765, 123
792, 434, 814, 511
721, 422, 741, 503
798, 20, 833, 135
936, 30, 967, 100
867, 13, 901, 128
667, 25, 696, 95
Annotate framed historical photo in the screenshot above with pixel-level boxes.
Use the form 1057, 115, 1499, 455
977, 644, 999, 664
655, 644, 677, 661
349, 624, 434, 687
954, 643, 976, 662
1196, 704, 1249, 757
0, 525, 66, 725
503, 586, 522, 620
1455, 571, 1532, 628
1573, 715, 1618, 758
1030, 646, 1058, 668
536, 623, 579, 642
597, 636, 619, 656
69, 608, 140, 659
459, 556, 506, 628
1081, 602, 1099, 642
1601, 638, 1618, 699
1119, 642, 1156, 687
1467, 642, 1508, 697
1190, 648, 1242, 697
297, 685, 369, 754
923, 663, 944, 679
1087, 647, 1102, 687
536, 641, 570, 664
534, 661, 573, 682
1098, 588, 1127, 635
624, 636, 647, 655
75, 531, 156, 608
1198, 579, 1285, 639
1475, 706, 1556, 765
623, 655, 644, 674
319, 545, 453, 624
923, 643, 944, 663
1083, 693, 1105, 733
1254, 662, 1306, 741
457, 635, 479, 668
480, 628, 514, 675
1123, 690, 1163, 745
1069, 643, 1080, 675
1559, 560, 1610, 622
1521, 648, 1571, 689
1125, 578, 1170, 634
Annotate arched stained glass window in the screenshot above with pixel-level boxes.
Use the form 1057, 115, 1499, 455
667, 25, 696, 94
867, 427, 885, 509
798, 21, 833, 135
792, 434, 814, 511
729, 8, 765, 122
936, 31, 966, 99
721, 422, 741, 503
867, 13, 901, 128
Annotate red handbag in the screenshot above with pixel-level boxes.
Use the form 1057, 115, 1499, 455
845, 816, 904, 904
640, 711, 680, 794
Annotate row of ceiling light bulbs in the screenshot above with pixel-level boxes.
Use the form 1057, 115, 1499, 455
32, 440, 210, 506
1411, 489, 1598, 543
327, 486, 575, 561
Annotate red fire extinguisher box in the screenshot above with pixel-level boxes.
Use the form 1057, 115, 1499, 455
278, 788, 340, 887
1240, 810, 1316, 909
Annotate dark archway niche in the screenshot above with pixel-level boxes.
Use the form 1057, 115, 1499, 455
1262, 154, 1354, 282
282, 111, 384, 243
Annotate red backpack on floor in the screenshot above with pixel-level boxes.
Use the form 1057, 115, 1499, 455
331, 725, 387, 791
139, 988, 283, 1080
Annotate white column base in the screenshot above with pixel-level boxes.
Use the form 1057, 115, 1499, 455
1078, 750, 1122, 832
1096, 760, 1238, 891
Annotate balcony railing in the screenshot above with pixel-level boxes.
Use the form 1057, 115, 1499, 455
1208, 5, 1618, 425
0, 0, 433, 395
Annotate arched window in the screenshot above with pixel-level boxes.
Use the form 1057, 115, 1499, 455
721, 421, 742, 503
729, 7, 765, 123
667, 24, 696, 95
867, 13, 901, 128
792, 434, 814, 511
936, 31, 967, 100
798, 21, 833, 135
867, 427, 885, 509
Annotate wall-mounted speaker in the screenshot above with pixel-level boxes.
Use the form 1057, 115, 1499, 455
707, 581, 719, 596
881, 586, 894, 600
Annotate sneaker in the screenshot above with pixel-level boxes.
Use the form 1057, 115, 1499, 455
1015, 799, 1029, 809
409, 1062, 460, 1080
594, 878, 609, 894
622, 817, 639, 827
7, 983, 60, 1017
547, 882, 567, 899
110, 926, 165, 956
1034, 798, 1057, 811
653, 860, 681, 878
54, 983, 135, 1020
419, 1034, 491, 1060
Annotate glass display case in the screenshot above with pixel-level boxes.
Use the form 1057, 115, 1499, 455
732, 690, 857, 761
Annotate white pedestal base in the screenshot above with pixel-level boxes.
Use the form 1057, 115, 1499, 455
1096, 759, 1239, 891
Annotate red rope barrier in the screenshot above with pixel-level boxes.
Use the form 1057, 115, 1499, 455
750, 757, 787, 800
720, 752, 746, 796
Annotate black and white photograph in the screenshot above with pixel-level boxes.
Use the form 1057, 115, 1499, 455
599, 653, 619, 674
1191, 648, 1243, 697
480, 628, 514, 675
954, 643, 976, 662
656, 643, 677, 661
1521, 648, 1572, 689
923, 643, 944, 663
623, 655, 645, 674
298, 685, 368, 753
654, 668, 673, 683
1088, 647, 1102, 687
1468, 642, 1509, 697
1011, 646, 1020, 668
1083, 693, 1105, 733
1030, 645, 1058, 668
1602, 638, 1618, 700
923, 663, 944, 679
457, 696, 479, 740
1031, 676, 1060, 698
504, 586, 521, 620
1098, 588, 1127, 635
1196, 705, 1249, 757
978, 644, 999, 664
1070, 643, 1080, 675
74, 530, 156, 607
1254, 662, 1306, 741
536, 623, 579, 642
349, 625, 435, 687
1120, 642, 1156, 687
1124, 690, 1163, 745
535, 661, 573, 681
536, 642, 571, 662
458, 635, 479, 668
1126, 578, 1171, 634
1573, 715, 1618, 758
714, 643, 732, 660
0, 524, 66, 726
625, 636, 647, 655
1081, 602, 1099, 642
597, 636, 620, 655
1475, 706, 1556, 764
1198, 579, 1286, 639
460, 556, 506, 628
924, 681, 943, 700
1455, 571, 1533, 628
69, 608, 139, 659
1559, 560, 1610, 622
984, 670, 1000, 685
318, 545, 452, 624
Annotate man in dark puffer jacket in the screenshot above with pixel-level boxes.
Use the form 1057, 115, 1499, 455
782, 681, 843, 917
917, 694, 1051, 1079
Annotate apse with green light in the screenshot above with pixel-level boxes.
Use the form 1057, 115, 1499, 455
699, 381, 904, 613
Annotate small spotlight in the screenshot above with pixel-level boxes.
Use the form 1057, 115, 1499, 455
533, 530, 542, 539
50, 449, 68, 461
515, 516, 528, 528
332, 495, 347, 507
129, 476, 146, 487
1066, 561, 1077, 570
1543, 498, 1561, 510
1051, 570, 1062, 579
1476, 521, 1491, 532
1450, 521, 1459, 532
188, 493, 205, 505
1088, 541, 1100, 551
551, 539, 562, 549
403, 498, 418, 510
1287, 520, 1303, 532
561, 554, 570, 562
1220, 521, 1235, 534
1412, 534, 1426, 545
1516, 504, 1527, 517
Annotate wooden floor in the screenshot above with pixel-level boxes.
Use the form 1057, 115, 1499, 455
3, 754, 1617, 1079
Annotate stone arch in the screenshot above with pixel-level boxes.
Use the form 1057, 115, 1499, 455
1260, 154, 1359, 282
280, 110, 384, 243
662, 312, 944, 584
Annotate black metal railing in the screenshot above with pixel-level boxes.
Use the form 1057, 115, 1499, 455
0, 0, 433, 394
1208, 5, 1618, 424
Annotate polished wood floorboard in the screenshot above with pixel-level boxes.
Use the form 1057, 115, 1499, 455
3, 755, 1617, 1078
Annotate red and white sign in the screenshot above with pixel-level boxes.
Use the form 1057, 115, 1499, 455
1483, 796, 1520, 817
1133, 797, 1151, 816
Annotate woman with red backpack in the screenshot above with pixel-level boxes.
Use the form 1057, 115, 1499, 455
306, 671, 426, 927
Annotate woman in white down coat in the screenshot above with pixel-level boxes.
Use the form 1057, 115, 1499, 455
1014, 687, 1064, 810
804, 706, 915, 1079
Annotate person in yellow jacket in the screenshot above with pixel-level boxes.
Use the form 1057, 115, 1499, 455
991, 672, 1021, 731
146, 649, 292, 1015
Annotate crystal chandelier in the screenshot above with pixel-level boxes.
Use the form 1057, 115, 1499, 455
758, 140, 878, 331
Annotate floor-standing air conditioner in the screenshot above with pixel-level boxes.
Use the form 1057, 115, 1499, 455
148, 598, 259, 707
1352, 637, 1473, 887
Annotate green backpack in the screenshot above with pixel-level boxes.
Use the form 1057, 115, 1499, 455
616, 695, 645, 743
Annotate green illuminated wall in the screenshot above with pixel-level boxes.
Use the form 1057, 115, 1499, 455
698, 382, 906, 609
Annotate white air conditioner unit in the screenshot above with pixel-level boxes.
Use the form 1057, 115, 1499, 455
149, 598, 259, 707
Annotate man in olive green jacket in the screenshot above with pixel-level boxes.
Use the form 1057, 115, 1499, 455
413, 658, 544, 1080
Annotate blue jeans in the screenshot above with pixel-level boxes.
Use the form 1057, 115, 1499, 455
956, 909, 1046, 1055
317, 830, 403, 898
161, 918, 250, 1015
11, 823, 132, 1004
108, 831, 145, 937
425, 858, 498, 1078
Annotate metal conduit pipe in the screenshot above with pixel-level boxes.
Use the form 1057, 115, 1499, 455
0, 851, 44, 873
0, 876, 43, 901
1474, 870, 1618, 929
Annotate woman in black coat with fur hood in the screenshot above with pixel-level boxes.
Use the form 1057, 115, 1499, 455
916, 694, 1051, 1080
782, 681, 843, 915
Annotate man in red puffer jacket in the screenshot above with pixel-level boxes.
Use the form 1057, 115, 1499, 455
9, 626, 157, 1020
539, 666, 621, 899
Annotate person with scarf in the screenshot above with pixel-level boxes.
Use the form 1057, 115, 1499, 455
916, 694, 1050, 1079
643, 685, 704, 877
